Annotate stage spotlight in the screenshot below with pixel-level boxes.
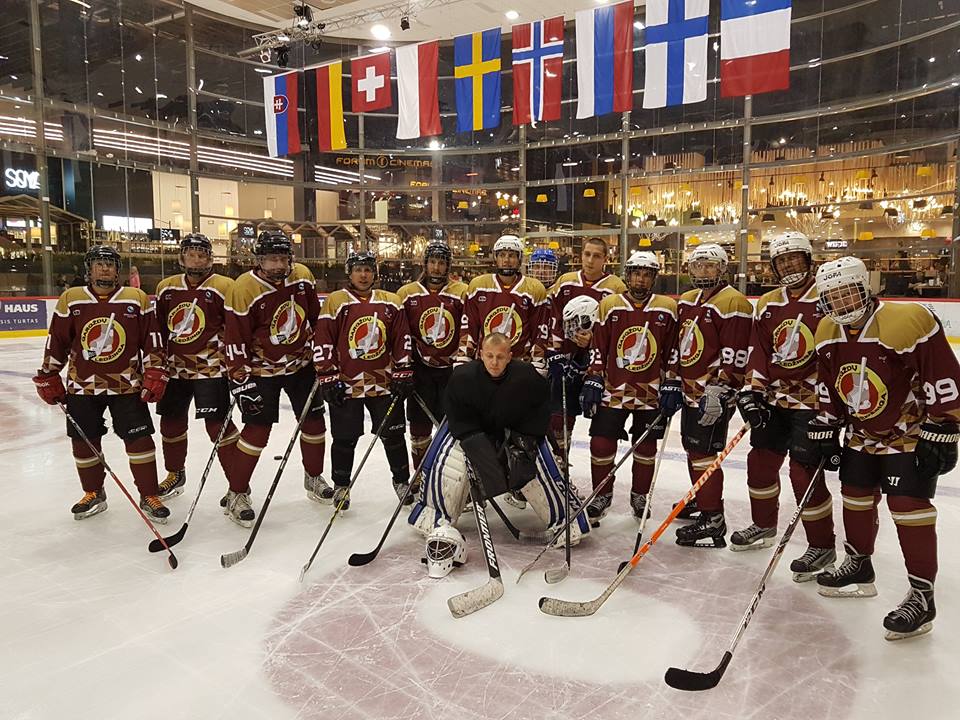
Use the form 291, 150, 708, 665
294, 3, 313, 28
400, 16, 410, 30
259, 47, 271, 63
276, 45, 290, 68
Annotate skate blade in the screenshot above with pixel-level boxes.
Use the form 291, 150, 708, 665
159, 486, 185, 500
729, 536, 776, 552
676, 536, 726, 549
793, 564, 834, 583
227, 514, 254, 529
817, 582, 877, 598
884, 622, 932, 641
504, 497, 526, 510
306, 491, 334, 506
73, 502, 108, 521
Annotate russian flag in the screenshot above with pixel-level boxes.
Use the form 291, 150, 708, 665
720, 0, 792, 97
263, 71, 300, 158
575, 0, 635, 119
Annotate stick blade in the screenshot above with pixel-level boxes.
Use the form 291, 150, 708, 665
538, 595, 599, 617
664, 652, 732, 691
447, 578, 504, 618
149, 523, 188, 553
167, 553, 179, 570
543, 564, 569, 584
220, 547, 248, 569
347, 550, 377, 567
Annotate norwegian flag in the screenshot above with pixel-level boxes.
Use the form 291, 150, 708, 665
511, 16, 564, 126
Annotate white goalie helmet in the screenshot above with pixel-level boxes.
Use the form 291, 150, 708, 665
562, 295, 600, 339
688, 243, 728, 289
768, 231, 813, 286
815, 256, 872, 326
424, 524, 467, 578
493, 234, 524, 256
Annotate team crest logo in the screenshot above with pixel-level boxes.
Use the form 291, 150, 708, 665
419, 306, 455, 349
348, 314, 387, 360
678, 318, 705, 368
482, 305, 522, 345
269, 300, 305, 345
836, 362, 888, 420
771, 318, 814, 368
80, 315, 126, 363
616, 326, 657, 372
167, 301, 205, 344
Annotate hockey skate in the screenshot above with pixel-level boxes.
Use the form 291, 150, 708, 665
71, 488, 107, 520
883, 575, 935, 641
504, 490, 527, 510
548, 518, 583, 548
139, 495, 170, 524
586, 493, 612, 528
304, 472, 334, 505
393, 481, 415, 506
675, 511, 726, 548
158, 469, 186, 499
630, 492, 650, 524
729, 523, 776, 552
672, 498, 699, 521
816, 542, 877, 597
333, 485, 351, 511
223, 490, 255, 528
790, 545, 836, 583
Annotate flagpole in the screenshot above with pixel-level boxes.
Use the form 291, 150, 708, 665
519, 123, 527, 236
737, 95, 753, 295
359, 112, 367, 251
619, 110, 630, 271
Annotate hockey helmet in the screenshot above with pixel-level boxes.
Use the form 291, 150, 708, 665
179, 233, 213, 279
424, 524, 467, 579
84, 245, 122, 289
254, 231, 293, 283
768, 231, 813, 287
687, 243, 728, 289
422, 241, 451, 285
623, 250, 660, 299
527, 248, 559, 286
816, 256, 872, 326
346, 249, 378, 278
562, 295, 600, 339
493, 233, 524, 276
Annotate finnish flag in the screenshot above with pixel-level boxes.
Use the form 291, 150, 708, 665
642, 0, 709, 108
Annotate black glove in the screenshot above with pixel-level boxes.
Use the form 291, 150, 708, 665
318, 373, 347, 407
230, 377, 263, 417
503, 430, 539, 490
916, 421, 960, 480
659, 379, 683, 418
580, 374, 604, 419
546, 352, 567, 388
806, 419, 842, 471
737, 390, 771, 430
390, 365, 415, 399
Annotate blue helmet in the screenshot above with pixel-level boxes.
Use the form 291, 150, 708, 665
528, 248, 558, 284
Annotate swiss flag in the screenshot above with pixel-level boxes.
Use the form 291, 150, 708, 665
351, 52, 392, 112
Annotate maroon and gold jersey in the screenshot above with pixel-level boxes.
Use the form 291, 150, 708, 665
815, 301, 960, 454
670, 284, 753, 406
155, 273, 234, 380
548, 271, 626, 354
745, 281, 824, 410
41, 285, 164, 395
457, 274, 548, 361
589, 293, 678, 410
396, 279, 468, 368
224, 264, 320, 379
314, 289, 412, 398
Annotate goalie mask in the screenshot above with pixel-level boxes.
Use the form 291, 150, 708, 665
493, 234, 524, 277
527, 248, 558, 286
562, 295, 600, 339
769, 231, 813, 287
424, 524, 467, 578
816, 256, 873, 326
687, 243, 728, 290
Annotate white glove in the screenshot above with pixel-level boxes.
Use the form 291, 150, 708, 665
698, 384, 733, 426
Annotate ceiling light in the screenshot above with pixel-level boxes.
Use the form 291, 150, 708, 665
134, 53, 142, 61
254, 67, 272, 74
371, 24, 391, 40
505, 10, 519, 20
400, 16, 410, 30
277, 33, 290, 42
276, 46, 290, 68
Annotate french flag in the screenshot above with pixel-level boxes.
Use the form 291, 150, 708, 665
396, 41, 442, 139
263, 71, 301, 158
575, 1, 635, 119
511, 16, 564, 126
720, 0, 792, 97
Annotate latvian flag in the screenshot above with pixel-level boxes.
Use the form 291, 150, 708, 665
511, 16, 564, 126
720, 0, 792, 97
396, 41, 441, 139
305, 61, 346, 151
575, 1, 635, 119
263, 71, 300, 158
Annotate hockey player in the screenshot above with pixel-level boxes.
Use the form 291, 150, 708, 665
32, 245, 170, 522
808, 256, 959, 640
397, 240, 467, 469
731, 231, 837, 580
222, 231, 327, 527
154, 233, 240, 500
527, 247, 559, 287
579, 251, 676, 526
659, 243, 752, 548
314, 250, 414, 510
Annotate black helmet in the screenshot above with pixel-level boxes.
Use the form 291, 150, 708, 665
423, 241, 451, 285
254, 231, 292, 257
180, 233, 213, 279
346, 250, 378, 277
84, 245, 122, 289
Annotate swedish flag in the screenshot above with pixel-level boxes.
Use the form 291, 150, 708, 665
454, 28, 502, 133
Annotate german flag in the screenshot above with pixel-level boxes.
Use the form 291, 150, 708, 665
305, 61, 346, 151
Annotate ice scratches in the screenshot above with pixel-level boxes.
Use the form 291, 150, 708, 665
263, 516, 860, 720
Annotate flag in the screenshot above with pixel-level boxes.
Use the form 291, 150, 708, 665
263, 71, 300, 157
351, 52, 392, 112
575, 0, 634, 119
642, 0, 708, 108
720, 0, 792, 97
305, 61, 346, 151
396, 41, 441, 139
511, 16, 564, 126
453, 28, 502, 133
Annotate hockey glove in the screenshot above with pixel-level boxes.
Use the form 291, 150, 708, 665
916, 420, 960, 480
737, 390, 771, 430
530, 354, 548, 378
318, 373, 347, 407
580, 374, 604, 419
546, 352, 567, 388
658, 379, 683, 418
32, 371, 66, 405
806, 419, 843, 472
230, 376, 264, 416
140, 366, 169, 403
390, 365, 415, 399
698, 384, 734, 426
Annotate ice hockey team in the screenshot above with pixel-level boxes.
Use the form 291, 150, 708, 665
33, 228, 959, 642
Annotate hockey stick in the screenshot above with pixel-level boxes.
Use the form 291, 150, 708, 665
448, 462, 504, 618
516, 412, 665, 583
543, 370, 573, 584
149, 395, 238, 552
538, 423, 749, 617
59, 402, 178, 570
220, 377, 320, 569
664, 458, 828, 691
299, 395, 401, 581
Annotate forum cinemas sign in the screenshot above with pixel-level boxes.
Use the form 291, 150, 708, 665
335, 155, 432, 170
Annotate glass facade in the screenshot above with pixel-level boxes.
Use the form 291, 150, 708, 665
0, 0, 957, 297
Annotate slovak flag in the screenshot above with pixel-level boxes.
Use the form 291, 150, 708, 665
263, 71, 301, 158
396, 41, 441, 139
351, 51, 392, 112
642, 0, 709, 108
720, 0, 792, 97
575, 0, 635, 119
511, 17, 564, 126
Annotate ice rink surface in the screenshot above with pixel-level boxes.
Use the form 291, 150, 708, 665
2, 335, 959, 720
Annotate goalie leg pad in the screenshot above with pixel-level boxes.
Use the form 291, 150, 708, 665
520, 440, 591, 540
408, 425, 470, 536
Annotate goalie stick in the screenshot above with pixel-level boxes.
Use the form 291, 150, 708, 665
664, 458, 828, 691
543, 368, 573, 584
538, 423, 749, 617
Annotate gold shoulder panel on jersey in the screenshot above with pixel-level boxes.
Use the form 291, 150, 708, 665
202, 273, 234, 299
466, 274, 498, 295
320, 289, 354, 317
520, 275, 547, 302
647, 294, 678, 317
597, 294, 630, 321
678, 288, 701, 304
54, 286, 96, 315
113, 286, 151, 310
396, 281, 425, 303
372, 289, 403, 308
156, 274, 186, 295
288, 263, 316, 285
443, 280, 468, 299
868, 302, 940, 353
755, 286, 785, 315
548, 271, 580, 297
597, 274, 627, 294
226, 271, 265, 315
814, 316, 843, 348
710, 285, 752, 317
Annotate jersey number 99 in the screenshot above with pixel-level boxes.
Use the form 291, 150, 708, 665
923, 378, 959, 406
